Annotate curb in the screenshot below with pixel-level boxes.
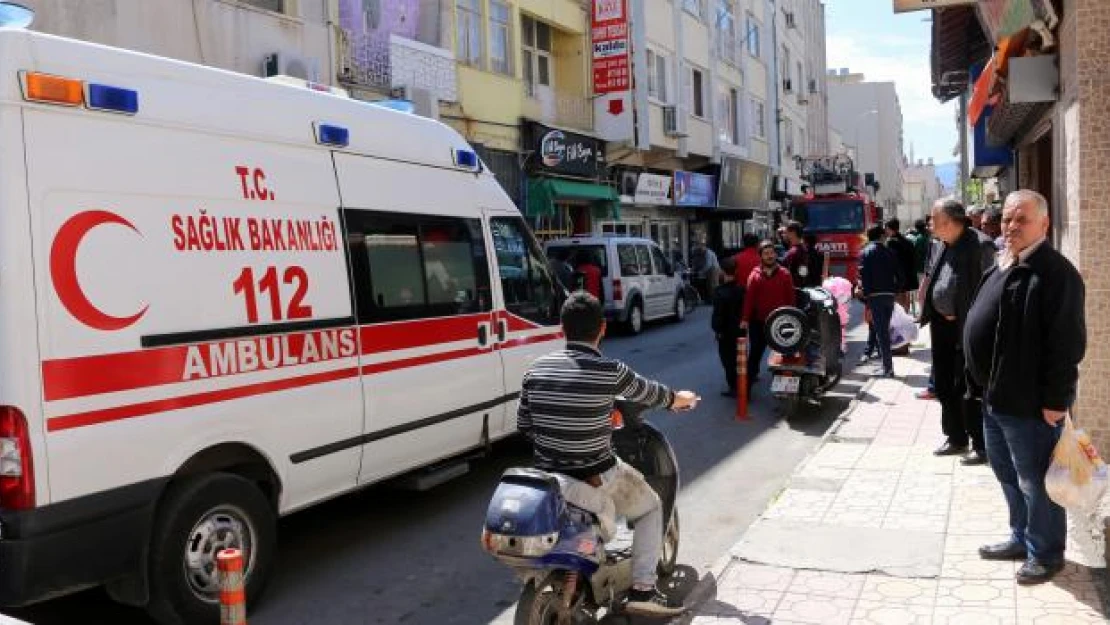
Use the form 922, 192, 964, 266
674, 372, 882, 622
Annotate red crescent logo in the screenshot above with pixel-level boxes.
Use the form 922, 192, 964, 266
50, 210, 148, 331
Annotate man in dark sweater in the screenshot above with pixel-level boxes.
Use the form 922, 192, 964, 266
858, 226, 902, 377
712, 256, 745, 397
964, 190, 1086, 586
921, 199, 997, 465
517, 292, 697, 616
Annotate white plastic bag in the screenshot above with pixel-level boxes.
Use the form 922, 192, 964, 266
889, 304, 918, 350
1045, 415, 1109, 510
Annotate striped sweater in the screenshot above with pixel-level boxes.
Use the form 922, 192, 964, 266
516, 342, 676, 479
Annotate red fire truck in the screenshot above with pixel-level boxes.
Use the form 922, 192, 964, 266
789, 156, 881, 283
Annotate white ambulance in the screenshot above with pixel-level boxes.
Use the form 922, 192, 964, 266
0, 12, 564, 624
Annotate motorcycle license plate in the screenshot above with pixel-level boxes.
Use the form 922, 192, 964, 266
771, 376, 800, 393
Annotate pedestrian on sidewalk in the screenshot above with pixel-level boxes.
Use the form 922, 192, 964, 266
916, 231, 943, 401
885, 218, 919, 315
857, 226, 902, 377
963, 189, 1086, 585
921, 198, 997, 465
982, 204, 1004, 250
782, 221, 810, 288
803, 233, 827, 287
732, 233, 761, 285
712, 256, 745, 397
740, 241, 795, 392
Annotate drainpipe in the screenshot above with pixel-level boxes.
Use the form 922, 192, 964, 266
631, 0, 651, 152
707, 1, 720, 165
674, 0, 688, 158
768, 0, 782, 178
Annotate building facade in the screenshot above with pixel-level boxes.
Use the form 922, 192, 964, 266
901, 158, 943, 227
827, 70, 906, 218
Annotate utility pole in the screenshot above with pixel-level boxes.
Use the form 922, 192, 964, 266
958, 92, 969, 202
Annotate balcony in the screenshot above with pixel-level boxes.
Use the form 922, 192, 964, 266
522, 84, 593, 132
338, 31, 457, 103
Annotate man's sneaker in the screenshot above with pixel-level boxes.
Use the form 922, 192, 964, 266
625, 588, 685, 617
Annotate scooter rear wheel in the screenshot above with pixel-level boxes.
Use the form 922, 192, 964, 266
514, 574, 590, 625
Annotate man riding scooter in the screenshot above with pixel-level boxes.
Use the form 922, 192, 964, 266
517, 292, 699, 617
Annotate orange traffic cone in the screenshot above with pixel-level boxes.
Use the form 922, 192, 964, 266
736, 334, 749, 421
217, 548, 247, 625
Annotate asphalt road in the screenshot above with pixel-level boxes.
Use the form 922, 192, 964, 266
7, 307, 869, 625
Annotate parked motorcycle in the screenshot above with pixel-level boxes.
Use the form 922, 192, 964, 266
481, 400, 683, 624
764, 287, 844, 416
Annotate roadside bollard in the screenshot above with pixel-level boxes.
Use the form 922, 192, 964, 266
736, 333, 749, 421
217, 548, 247, 625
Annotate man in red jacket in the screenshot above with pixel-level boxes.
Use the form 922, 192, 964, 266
740, 241, 797, 391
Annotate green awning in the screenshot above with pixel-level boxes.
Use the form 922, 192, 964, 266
526, 178, 620, 220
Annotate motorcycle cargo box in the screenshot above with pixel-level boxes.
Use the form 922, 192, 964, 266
483, 469, 566, 558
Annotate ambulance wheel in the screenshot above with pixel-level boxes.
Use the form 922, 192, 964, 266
146, 473, 276, 625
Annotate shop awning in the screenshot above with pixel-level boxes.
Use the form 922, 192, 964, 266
930, 6, 992, 102
526, 178, 620, 219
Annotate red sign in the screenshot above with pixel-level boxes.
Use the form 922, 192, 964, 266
591, 0, 630, 94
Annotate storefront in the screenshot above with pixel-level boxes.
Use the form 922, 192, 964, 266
698, 156, 772, 255
601, 170, 688, 260
521, 121, 617, 241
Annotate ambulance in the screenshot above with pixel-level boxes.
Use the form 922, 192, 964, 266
0, 9, 564, 624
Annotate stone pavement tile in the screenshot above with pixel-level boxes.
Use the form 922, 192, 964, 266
859, 574, 938, 606
717, 562, 796, 592
784, 570, 865, 600
762, 489, 836, 522
935, 578, 1016, 609
1014, 563, 1104, 613
793, 464, 851, 482
823, 509, 886, 527
855, 446, 911, 471
771, 592, 857, 625
872, 428, 920, 446
705, 587, 782, 619
941, 547, 1020, 580
881, 512, 948, 532
849, 599, 933, 625
1014, 604, 1109, 624
806, 443, 867, 469
904, 447, 957, 473
932, 606, 1017, 624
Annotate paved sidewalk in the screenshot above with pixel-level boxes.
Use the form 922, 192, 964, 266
684, 346, 1109, 624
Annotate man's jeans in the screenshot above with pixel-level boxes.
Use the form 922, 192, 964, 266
866, 295, 896, 374
556, 459, 663, 587
983, 404, 1066, 564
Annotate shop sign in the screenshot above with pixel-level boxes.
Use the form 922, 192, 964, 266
892, 0, 975, 13
633, 173, 672, 205
673, 171, 717, 207
529, 122, 602, 178
718, 157, 771, 211
591, 0, 630, 94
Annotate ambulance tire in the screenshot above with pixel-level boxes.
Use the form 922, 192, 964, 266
146, 473, 276, 625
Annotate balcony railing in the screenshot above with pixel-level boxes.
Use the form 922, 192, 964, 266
523, 84, 593, 132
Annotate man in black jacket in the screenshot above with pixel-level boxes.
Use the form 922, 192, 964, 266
885, 218, 920, 314
964, 190, 1086, 586
858, 226, 902, 377
711, 257, 745, 397
921, 199, 997, 465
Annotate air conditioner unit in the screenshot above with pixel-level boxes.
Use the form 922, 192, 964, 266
263, 52, 321, 82
808, 78, 818, 94
782, 79, 793, 93
663, 105, 686, 137
784, 11, 797, 29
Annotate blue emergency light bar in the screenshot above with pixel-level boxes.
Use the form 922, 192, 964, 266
453, 149, 479, 171
85, 83, 139, 115
316, 123, 349, 147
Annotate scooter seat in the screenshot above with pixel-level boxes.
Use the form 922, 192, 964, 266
501, 467, 562, 490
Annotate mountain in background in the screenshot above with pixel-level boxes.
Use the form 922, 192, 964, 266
934, 162, 959, 191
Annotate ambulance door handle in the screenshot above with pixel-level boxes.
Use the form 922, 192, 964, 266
496, 319, 507, 343
478, 323, 489, 347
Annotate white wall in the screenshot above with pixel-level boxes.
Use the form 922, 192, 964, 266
827, 75, 906, 214
23, 0, 334, 84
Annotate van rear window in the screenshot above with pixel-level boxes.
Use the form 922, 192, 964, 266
547, 245, 609, 277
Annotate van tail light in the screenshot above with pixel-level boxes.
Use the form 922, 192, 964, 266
0, 407, 35, 510
613, 279, 623, 301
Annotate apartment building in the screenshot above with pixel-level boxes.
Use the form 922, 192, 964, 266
902, 158, 943, 227
23, 0, 336, 85
827, 70, 906, 217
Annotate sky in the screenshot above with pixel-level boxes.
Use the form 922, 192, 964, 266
824, 0, 958, 165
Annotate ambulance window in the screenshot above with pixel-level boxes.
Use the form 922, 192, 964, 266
490, 217, 559, 326
343, 210, 492, 322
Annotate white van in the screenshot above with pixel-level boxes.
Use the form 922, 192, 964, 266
545, 236, 685, 334
0, 23, 563, 623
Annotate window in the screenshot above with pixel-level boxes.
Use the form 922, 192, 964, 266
683, 0, 702, 18
796, 201, 866, 233
344, 211, 492, 323
646, 50, 669, 102
635, 246, 653, 276
781, 45, 790, 89
796, 61, 804, 97
457, 0, 483, 67
717, 0, 738, 64
489, 1, 512, 75
522, 16, 552, 96
650, 246, 672, 276
750, 98, 766, 139
490, 217, 559, 325
718, 84, 737, 144
783, 118, 795, 156
799, 128, 807, 156
241, 0, 284, 13
730, 88, 741, 144
746, 13, 760, 57
617, 244, 642, 276
690, 68, 705, 118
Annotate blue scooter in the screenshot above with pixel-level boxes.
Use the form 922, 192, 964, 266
481, 400, 682, 624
